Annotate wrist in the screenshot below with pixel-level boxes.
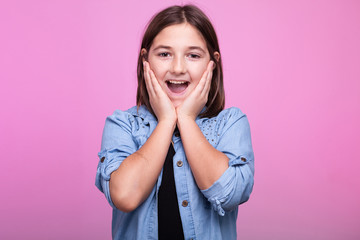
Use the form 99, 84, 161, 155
176, 107, 197, 121
177, 114, 196, 130
158, 117, 177, 130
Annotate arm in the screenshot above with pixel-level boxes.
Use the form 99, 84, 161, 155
177, 117, 228, 190
201, 110, 254, 215
176, 61, 254, 215
176, 60, 228, 190
109, 61, 177, 212
109, 120, 175, 212
180, 108, 254, 215
95, 109, 175, 212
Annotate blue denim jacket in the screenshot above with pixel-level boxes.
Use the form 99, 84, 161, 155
95, 105, 254, 240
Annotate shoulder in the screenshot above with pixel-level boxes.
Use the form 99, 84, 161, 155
103, 107, 134, 131
213, 107, 248, 134
196, 107, 248, 145
104, 106, 157, 149
216, 107, 246, 122
199, 107, 246, 125
108, 107, 134, 120
106, 105, 156, 124
103, 106, 157, 141
108, 106, 139, 119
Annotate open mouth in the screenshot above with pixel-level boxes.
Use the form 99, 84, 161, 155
166, 80, 189, 94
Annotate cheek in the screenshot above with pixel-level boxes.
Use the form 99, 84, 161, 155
149, 61, 167, 81
188, 64, 207, 83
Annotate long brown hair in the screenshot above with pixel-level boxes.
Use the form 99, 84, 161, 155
136, 4, 225, 118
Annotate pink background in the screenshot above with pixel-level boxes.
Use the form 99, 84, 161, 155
1, 0, 359, 239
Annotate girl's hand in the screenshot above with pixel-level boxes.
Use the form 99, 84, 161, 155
143, 61, 177, 124
176, 61, 214, 122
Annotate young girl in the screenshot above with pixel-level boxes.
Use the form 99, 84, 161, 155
96, 4, 254, 240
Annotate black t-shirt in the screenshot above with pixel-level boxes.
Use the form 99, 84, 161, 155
158, 142, 185, 240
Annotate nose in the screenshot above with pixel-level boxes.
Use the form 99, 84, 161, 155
171, 56, 186, 74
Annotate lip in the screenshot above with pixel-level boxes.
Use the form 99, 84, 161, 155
165, 79, 190, 96
166, 79, 189, 83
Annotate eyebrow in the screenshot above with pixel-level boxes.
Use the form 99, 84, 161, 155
188, 46, 206, 54
152, 45, 206, 54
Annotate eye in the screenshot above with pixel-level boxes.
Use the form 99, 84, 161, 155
158, 52, 171, 57
188, 53, 201, 59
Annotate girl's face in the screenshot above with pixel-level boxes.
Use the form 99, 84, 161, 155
146, 23, 212, 108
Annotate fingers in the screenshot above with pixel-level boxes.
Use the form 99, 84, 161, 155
144, 61, 164, 96
176, 61, 214, 120
201, 61, 214, 97
198, 62, 210, 87
143, 61, 155, 97
143, 61, 176, 122
194, 61, 212, 96
149, 68, 163, 95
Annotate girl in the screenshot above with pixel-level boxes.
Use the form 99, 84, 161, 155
96, 4, 254, 240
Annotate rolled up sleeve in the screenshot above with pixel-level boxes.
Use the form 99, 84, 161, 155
201, 108, 255, 216
95, 110, 138, 208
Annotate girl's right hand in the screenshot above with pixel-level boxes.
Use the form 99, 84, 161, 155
143, 61, 177, 125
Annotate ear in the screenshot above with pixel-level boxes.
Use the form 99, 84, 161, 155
141, 48, 148, 61
212, 51, 220, 69
213, 51, 220, 62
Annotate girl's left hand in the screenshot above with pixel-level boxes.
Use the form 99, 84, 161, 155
176, 61, 214, 122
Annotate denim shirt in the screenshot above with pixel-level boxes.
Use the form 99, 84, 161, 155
95, 105, 254, 240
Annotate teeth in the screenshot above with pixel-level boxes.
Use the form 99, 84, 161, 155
168, 80, 187, 84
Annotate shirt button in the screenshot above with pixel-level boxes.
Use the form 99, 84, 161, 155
182, 200, 188, 207
100, 157, 105, 163
241, 157, 247, 162
176, 161, 183, 167
175, 132, 180, 137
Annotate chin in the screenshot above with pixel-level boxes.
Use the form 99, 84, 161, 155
171, 100, 183, 108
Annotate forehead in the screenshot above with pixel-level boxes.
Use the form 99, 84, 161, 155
151, 23, 207, 49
